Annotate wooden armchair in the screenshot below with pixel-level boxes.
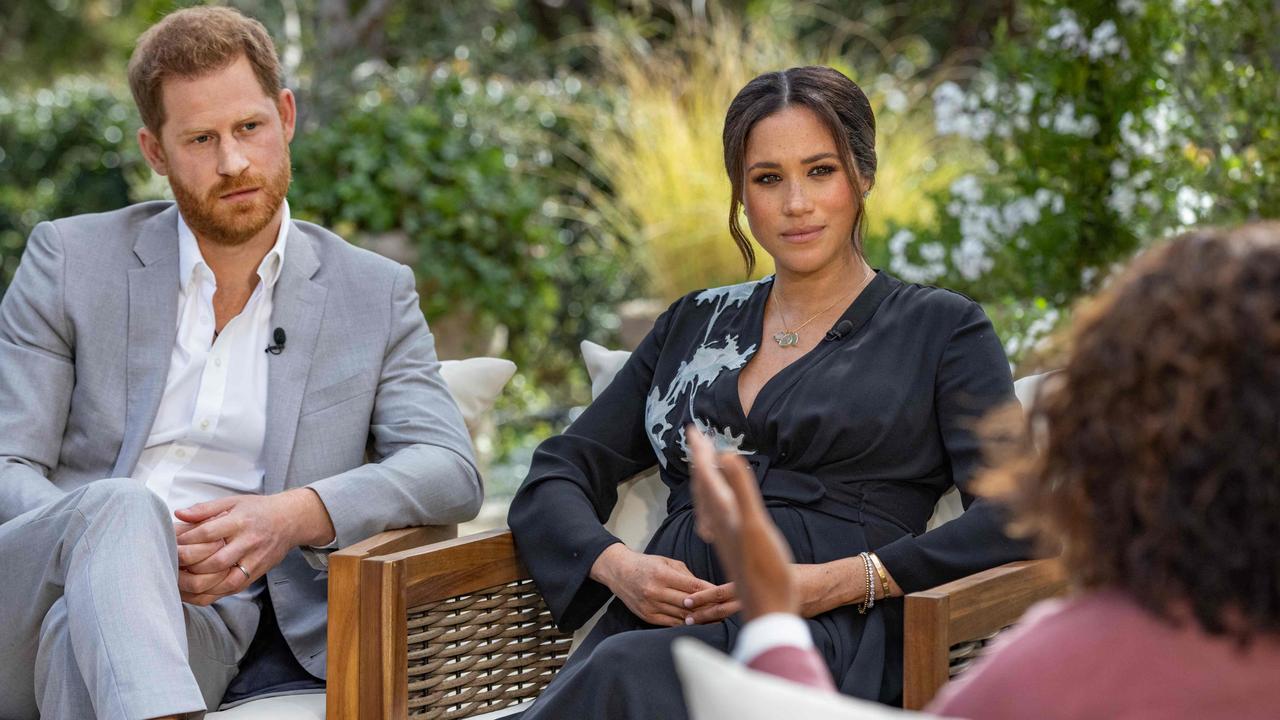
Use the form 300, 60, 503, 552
325, 527, 1066, 720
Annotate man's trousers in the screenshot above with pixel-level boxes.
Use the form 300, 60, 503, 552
0, 479, 259, 720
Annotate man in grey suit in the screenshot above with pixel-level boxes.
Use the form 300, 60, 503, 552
0, 7, 482, 719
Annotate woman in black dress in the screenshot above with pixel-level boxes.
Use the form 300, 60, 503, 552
507, 66, 1029, 718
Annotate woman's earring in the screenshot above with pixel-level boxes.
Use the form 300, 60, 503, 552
863, 190, 871, 199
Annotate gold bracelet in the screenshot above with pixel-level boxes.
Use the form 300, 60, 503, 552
870, 550, 890, 597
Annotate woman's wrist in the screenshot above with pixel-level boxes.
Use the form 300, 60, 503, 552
794, 557, 864, 616
868, 552, 901, 598
588, 541, 631, 590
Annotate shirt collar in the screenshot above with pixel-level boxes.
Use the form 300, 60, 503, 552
177, 200, 291, 292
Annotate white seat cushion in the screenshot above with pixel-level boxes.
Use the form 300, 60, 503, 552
207, 692, 325, 719
673, 638, 948, 719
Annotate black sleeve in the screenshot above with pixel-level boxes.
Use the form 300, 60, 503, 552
873, 300, 1033, 592
507, 302, 678, 631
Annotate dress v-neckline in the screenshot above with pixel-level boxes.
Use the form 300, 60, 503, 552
731, 270, 893, 431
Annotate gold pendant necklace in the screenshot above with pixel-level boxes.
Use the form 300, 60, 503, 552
772, 270, 870, 348
772, 297, 841, 348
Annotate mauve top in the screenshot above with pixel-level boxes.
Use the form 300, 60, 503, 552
931, 590, 1280, 719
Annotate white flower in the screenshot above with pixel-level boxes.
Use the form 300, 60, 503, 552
1043, 10, 1128, 60
932, 82, 967, 136
919, 242, 947, 263
1045, 10, 1085, 52
951, 237, 993, 281
1051, 102, 1100, 137
888, 229, 916, 258
884, 88, 908, 114
1107, 185, 1138, 220
932, 82, 995, 141
1003, 197, 1042, 228
1086, 21, 1126, 61
1033, 188, 1054, 207
949, 175, 984, 203
1015, 82, 1037, 115
1175, 186, 1214, 226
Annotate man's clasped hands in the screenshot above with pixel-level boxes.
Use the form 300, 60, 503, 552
171, 488, 335, 605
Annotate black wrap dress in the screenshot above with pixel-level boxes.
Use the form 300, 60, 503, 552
507, 270, 1031, 718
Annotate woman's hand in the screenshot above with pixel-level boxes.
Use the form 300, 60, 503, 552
687, 430, 796, 622
590, 543, 716, 627
681, 560, 868, 623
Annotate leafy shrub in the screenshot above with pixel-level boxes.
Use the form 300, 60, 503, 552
292, 68, 560, 345
876, 0, 1280, 366
289, 64, 641, 390
0, 77, 156, 293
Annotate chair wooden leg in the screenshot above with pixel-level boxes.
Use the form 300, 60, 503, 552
903, 592, 951, 710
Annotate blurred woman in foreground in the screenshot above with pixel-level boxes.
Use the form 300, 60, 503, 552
932, 223, 1280, 718
693, 222, 1280, 719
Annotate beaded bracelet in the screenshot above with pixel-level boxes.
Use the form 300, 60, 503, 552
858, 552, 876, 614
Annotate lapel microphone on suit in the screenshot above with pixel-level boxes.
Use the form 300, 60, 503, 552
265, 327, 287, 355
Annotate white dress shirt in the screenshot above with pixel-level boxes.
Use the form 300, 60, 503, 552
732, 613, 816, 665
133, 203, 289, 517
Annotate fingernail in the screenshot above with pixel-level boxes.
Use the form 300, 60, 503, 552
685, 616, 694, 625
683, 597, 694, 608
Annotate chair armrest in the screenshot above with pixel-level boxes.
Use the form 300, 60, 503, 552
902, 558, 1067, 710
327, 528, 572, 720
327, 525, 458, 720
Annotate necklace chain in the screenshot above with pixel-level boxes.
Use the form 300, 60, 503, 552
772, 269, 871, 348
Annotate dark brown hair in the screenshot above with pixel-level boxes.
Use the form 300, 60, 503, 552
985, 222, 1280, 641
128, 6, 282, 132
722, 66, 877, 273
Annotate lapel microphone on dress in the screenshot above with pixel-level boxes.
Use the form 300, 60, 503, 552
265, 327, 287, 355
823, 320, 855, 343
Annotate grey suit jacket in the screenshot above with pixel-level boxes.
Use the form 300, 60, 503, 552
0, 201, 482, 677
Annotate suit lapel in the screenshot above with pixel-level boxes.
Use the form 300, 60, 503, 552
262, 223, 327, 494
114, 207, 181, 478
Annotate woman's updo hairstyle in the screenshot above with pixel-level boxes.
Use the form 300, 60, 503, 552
723, 66, 877, 274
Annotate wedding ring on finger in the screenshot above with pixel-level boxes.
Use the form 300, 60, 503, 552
234, 561, 251, 581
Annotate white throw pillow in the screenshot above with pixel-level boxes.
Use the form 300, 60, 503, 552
673, 637, 947, 720
438, 357, 517, 435
924, 371, 1050, 531
580, 341, 671, 551
571, 342, 670, 650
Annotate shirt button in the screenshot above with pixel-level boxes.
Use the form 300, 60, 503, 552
175, 448, 187, 459
214, 357, 222, 368
200, 419, 210, 431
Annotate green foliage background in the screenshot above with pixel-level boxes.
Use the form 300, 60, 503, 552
2, 0, 1277, 494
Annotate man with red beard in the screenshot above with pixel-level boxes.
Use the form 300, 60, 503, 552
0, 7, 482, 719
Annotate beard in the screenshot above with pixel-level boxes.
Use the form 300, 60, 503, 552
169, 146, 292, 248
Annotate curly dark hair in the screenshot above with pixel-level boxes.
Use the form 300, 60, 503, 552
985, 222, 1280, 642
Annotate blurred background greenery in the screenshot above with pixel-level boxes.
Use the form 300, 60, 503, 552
2, 0, 1277, 501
